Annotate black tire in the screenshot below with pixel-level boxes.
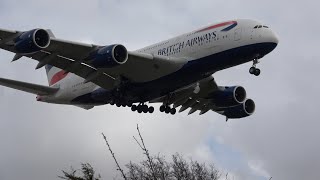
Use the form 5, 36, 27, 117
254, 68, 261, 76
160, 105, 166, 112
116, 103, 121, 107
148, 106, 154, 113
131, 105, 137, 111
137, 106, 142, 113
249, 67, 256, 74
170, 108, 176, 115
143, 106, 148, 113
165, 107, 171, 114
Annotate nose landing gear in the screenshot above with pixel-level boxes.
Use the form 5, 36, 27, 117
249, 59, 261, 76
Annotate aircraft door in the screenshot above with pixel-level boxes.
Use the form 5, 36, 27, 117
234, 28, 242, 41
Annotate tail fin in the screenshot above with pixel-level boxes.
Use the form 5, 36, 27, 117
45, 65, 69, 86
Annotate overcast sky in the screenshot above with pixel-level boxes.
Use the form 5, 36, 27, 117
0, 0, 319, 180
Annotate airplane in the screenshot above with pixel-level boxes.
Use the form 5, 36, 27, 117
0, 19, 278, 120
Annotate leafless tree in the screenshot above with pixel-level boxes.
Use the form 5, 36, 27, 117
59, 124, 222, 180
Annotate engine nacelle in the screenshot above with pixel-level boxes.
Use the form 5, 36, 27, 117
14, 29, 50, 54
221, 99, 255, 119
89, 44, 128, 68
209, 86, 246, 107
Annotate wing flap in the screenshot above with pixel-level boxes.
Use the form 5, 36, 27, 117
47, 38, 97, 61
0, 77, 59, 95
29, 51, 116, 90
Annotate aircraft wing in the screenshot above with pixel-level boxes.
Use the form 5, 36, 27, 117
0, 77, 59, 95
150, 76, 219, 115
150, 76, 255, 119
0, 28, 186, 90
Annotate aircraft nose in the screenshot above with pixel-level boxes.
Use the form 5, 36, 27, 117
268, 30, 279, 45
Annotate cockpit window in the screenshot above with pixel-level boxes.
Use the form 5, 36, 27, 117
254, 25, 269, 29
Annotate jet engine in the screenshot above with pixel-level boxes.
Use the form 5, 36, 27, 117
14, 29, 51, 54
220, 99, 255, 119
208, 86, 246, 107
89, 44, 128, 68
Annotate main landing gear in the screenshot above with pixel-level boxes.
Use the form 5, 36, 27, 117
109, 99, 132, 107
159, 105, 177, 115
249, 59, 261, 76
131, 103, 154, 114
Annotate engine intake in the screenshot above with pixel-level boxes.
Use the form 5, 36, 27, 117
14, 29, 50, 54
89, 44, 128, 68
209, 86, 246, 107
221, 99, 255, 119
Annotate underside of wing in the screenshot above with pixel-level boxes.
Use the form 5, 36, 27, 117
150, 76, 256, 119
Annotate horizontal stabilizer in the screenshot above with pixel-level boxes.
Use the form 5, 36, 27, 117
0, 77, 59, 95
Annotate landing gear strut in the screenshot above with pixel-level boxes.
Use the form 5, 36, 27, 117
249, 59, 261, 76
159, 93, 177, 115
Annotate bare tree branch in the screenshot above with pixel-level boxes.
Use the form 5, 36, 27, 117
133, 136, 144, 150
133, 124, 157, 180
101, 133, 127, 180
62, 126, 224, 180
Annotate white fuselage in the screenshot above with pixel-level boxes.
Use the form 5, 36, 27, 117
39, 19, 278, 105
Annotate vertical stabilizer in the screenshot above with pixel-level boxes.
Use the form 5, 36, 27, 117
45, 65, 68, 86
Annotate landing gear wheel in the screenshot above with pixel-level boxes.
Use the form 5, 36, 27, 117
142, 105, 149, 113
160, 105, 166, 112
250, 58, 261, 76
254, 68, 261, 76
131, 105, 137, 111
165, 107, 171, 114
137, 106, 143, 113
148, 106, 154, 113
249, 67, 256, 74
170, 108, 176, 115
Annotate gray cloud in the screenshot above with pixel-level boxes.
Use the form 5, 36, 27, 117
0, 0, 319, 180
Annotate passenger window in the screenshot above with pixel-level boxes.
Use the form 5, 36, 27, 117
263, 25, 269, 28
